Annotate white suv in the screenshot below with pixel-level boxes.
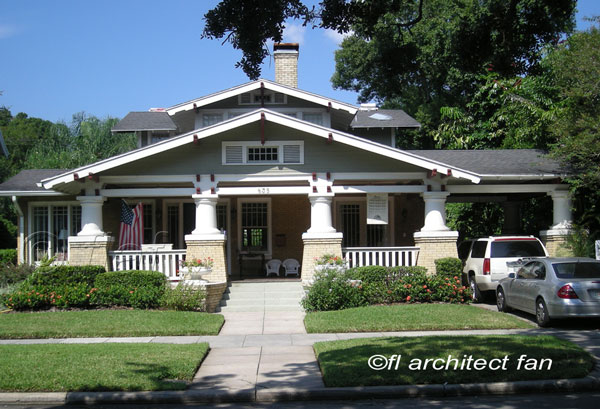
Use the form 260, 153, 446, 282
458, 236, 549, 302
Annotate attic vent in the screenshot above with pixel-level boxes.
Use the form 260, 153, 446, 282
225, 145, 243, 164
369, 113, 392, 121
274, 92, 285, 103
283, 144, 301, 163
240, 93, 251, 104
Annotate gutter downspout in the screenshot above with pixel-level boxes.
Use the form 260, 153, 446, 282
11, 196, 24, 264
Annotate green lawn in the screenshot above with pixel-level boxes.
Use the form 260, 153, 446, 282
0, 343, 208, 391
304, 304, 534, 333
0, 310, 224, 339
314, 335, 593, 387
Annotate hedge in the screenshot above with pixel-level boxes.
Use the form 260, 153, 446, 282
435, 257, 463, 278
92, 270, 167, 309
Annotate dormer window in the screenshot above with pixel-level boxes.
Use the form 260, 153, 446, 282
203, 113, 223, 127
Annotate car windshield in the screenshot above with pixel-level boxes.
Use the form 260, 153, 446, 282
553, 262, 600, 279
490, 240, 546, 258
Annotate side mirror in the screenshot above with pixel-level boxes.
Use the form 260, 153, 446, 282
508, 273, 515, 279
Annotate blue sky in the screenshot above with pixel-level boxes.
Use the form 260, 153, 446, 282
0, 0, 598, 123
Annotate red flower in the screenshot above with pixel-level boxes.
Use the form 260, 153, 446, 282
406, 296, 412, 301
129, 290, 134, 294
422, 285, 427, 289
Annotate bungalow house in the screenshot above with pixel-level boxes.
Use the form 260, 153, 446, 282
0, 43, 572, 308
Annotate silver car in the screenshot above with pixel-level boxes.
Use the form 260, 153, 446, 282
496, 258, 600, 327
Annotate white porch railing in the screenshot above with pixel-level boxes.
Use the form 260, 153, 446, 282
343, 246, 419, 268
109, 250, 186, 281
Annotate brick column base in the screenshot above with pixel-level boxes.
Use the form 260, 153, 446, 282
414, 231, 459, 275
540, 229, 573, 257
185, 235, 227, 283
301, 233, 343, 285
68, 236, 114, 270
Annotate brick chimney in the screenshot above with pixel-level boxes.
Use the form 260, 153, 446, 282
274, 43, 299, 88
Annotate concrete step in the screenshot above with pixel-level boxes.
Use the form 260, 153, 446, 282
220, 299, 302, 307
221, 293, 305, 301
216, 305, 304, 312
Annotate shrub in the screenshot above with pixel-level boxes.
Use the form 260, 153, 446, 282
93, 270, 166, 309
0, 263, 35, 288
3, 283, 97, 310
435, 258, 463, 278
303, 264, 471, 311
0, 249, 17, 265
2, 265, 105, 311
301, 267, 367, 312
161, 283, 206, 311
24, 265, 105, 287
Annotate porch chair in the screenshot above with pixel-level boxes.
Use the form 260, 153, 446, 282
265, 259, 282, 277
282, 258, 301, 277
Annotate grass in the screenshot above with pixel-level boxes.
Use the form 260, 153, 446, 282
314, 335, 594, 387
0, 310, 224, 339
304, 304, 534, 333
0, 343, 208, 391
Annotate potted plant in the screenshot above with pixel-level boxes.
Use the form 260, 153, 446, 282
180, 257, 214, 280
314, 253, 347, 273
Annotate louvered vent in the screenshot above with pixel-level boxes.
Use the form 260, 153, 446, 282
225, 145, 243, 164
283, 144, 301, 163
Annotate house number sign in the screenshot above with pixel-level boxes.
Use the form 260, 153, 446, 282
257, 187, 270, 194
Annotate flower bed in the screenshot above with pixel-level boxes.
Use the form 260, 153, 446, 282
302, 262, 471, 312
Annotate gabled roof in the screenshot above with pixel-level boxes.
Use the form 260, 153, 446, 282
351, 109, 421, 129
40, 109, 481, 190
408, 149, 566, 178
112, 112, 177, 132
0, 169, 68, 195
165, 79, 359, 116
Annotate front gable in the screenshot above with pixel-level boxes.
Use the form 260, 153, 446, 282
42, 109, 480, 192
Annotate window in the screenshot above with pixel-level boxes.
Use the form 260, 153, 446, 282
143, 204, 153, 244
471, 241, 488, 258
248, 146, 278, 162
367, 225, 387, 247
29, 203, 81, 262
303, 113, 323, 125
341, 204, 360, 247
490, 240, 546, 258
239, 91, 286, 105
223, 141, 303, 165
202, 113, 223, 127
241, 202, 268, 252
150, 131, 170, 144
167, 205, 179, 247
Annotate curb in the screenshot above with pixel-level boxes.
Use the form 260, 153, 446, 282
1, 373, 599, 404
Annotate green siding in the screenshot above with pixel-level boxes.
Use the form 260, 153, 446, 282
101, 122, 425, 176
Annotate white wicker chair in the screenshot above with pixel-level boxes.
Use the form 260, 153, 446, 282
265, 259, 282, 277
282, 258, 301, 277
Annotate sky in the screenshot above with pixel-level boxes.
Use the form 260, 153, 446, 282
0, 0, 598, 124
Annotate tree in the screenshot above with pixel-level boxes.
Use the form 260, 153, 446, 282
548, 21, 600, 240
331, 0, 575, 144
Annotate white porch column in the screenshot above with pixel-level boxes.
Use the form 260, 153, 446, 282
306, 195, 337, 235
77, 195, 106, 236
69, 195, 113, 269
420, 192, 451, 232
549, 190, 573, 229
540, 190, 573, 257
185, 195, 226, 283
414, 191, 458, 274
190, 196, 222, 236
302, 194, 343, 285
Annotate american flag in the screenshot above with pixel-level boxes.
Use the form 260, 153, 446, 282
119, 200, 144, 250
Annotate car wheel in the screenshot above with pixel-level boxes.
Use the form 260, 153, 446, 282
496, 287, 511, 312
469, 275, 483, 303
535, 298, 551, 327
